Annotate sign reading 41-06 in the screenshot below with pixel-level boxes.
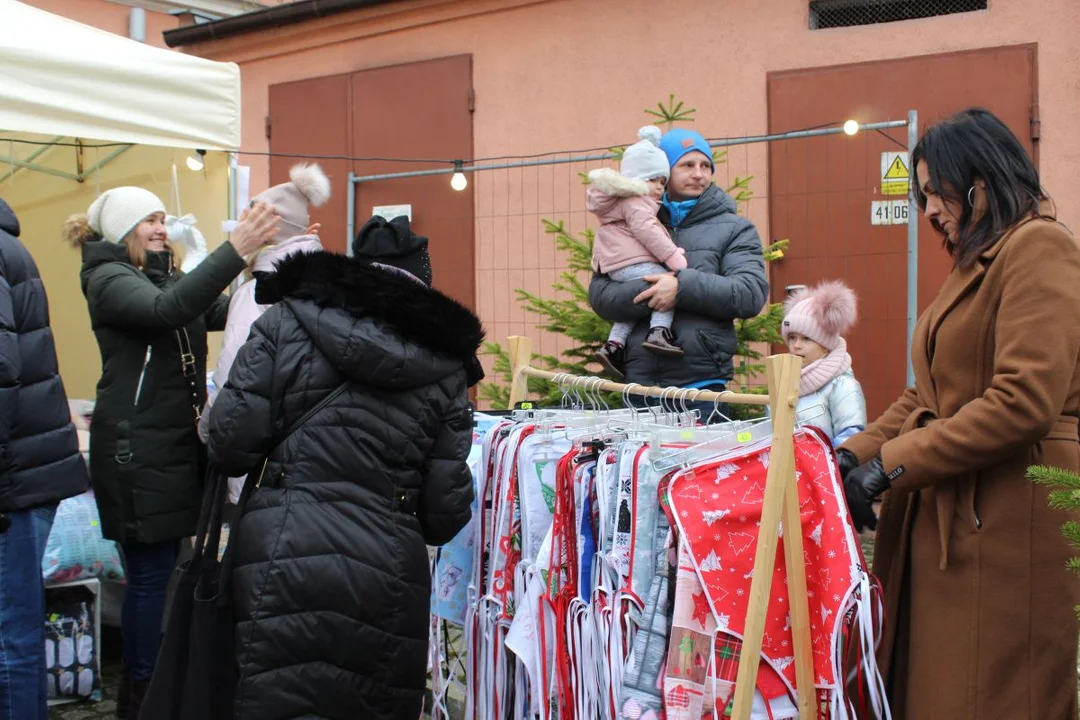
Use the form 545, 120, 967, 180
871, 200, 909, 226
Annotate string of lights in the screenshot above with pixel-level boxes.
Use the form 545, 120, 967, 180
0, 118, 906, 171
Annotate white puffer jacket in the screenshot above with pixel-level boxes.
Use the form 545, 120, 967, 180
794, 369, 866, 447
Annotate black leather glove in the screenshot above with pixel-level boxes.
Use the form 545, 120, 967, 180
836, 448, 860, 480
843, 456, 891, 533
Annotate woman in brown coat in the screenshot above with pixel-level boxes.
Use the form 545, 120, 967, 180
837, 108, 1080, 719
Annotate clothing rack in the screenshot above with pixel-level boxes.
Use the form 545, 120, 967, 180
506, 335, 814, 720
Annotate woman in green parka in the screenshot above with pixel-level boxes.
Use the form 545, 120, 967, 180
64, 188, 278, 719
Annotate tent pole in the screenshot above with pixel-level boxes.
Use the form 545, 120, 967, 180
0, 136, 67, 184
77, 145, 133, 182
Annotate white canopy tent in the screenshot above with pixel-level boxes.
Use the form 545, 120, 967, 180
0, 0, 240, 153
0, 1, 243, 400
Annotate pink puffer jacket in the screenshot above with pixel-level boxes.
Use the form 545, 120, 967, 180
586, 168, 686, 274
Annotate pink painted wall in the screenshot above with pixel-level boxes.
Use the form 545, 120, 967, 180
178, 0, 1079, 392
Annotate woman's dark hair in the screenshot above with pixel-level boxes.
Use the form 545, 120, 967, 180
911, 107, 1051, 268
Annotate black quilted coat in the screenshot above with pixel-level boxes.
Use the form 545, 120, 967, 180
0, 198, 88, 512
80, 239, 239, 544
206, 251, 483, 720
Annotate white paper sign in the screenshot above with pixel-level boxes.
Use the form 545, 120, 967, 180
372, 204, 412, 222
871, 200, 910, 226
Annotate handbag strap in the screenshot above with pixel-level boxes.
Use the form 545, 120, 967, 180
274, 380, 351, 452
212, 380, 352, 572
191, 466, 228, 567
175, 328, 202, 428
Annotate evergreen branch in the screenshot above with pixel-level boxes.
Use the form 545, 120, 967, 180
764, 238, 789, 262
726, 175, 756, 210
1062, 520, 1080, 548
643, 94, 697, 128
1028, 465, 1080, 489
1047, 489, 1080, 511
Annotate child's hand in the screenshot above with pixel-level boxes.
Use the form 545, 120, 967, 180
666, 248, 688, 271
634, 273, 678, 312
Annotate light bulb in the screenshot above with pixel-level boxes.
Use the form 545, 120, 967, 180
450, 171, 468, 191
186, 149, 206, 171
843, 120, 859, 136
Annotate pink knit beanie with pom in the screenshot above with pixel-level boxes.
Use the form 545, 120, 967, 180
782, 281, 858, 351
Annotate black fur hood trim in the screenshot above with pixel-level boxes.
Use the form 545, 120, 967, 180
256, 251, 486, 364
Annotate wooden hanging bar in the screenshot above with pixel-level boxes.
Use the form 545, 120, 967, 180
504, 335, 816, 720
506, 335, 770, 409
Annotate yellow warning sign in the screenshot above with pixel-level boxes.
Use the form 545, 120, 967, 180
881, 152, 910, 196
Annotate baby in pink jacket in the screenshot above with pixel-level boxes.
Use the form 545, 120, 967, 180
589, 126, 686, 378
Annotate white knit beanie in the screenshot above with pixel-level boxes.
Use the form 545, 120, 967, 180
87, 187, 167, 244
620, 126, 670, 182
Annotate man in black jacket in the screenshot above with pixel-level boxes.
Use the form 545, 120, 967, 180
589, 128, 768, 417
0, 197, 89, 718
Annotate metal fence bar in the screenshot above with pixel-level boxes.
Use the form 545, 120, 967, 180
347, 119, 910, 185
906, 110, 919, 387
346, 170, 356, 255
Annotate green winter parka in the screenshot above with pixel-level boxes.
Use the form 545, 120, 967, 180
80, 240, 244, 544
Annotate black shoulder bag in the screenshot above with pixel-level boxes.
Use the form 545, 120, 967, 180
139, 380, 351, 720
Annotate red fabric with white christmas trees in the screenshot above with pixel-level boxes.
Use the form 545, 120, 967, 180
666, 429, 863, 708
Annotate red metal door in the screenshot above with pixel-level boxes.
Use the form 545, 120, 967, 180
268, 73, 351, 254
267, 55, 476, 310
350, 55, 476, 310
766, 45, 1037, 419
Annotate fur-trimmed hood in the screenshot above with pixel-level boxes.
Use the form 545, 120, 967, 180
256, 251, 486, 388
587, 167, 650, 198
585, 167, 661, 224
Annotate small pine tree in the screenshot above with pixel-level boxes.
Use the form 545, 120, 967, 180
479, 95, 789, 414
1027, 464, 1080, 617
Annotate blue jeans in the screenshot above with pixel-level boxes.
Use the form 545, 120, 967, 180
0, 504, 58, 720
120, 540, 179, 683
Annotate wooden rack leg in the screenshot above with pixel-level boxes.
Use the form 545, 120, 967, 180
506, 335, 533, 409
730, 353, 814, 720
775, 357, 815, 718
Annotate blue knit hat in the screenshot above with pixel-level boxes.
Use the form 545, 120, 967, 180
659, 128, 714, 171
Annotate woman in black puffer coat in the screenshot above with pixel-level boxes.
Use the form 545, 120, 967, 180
207, 217, 483, 720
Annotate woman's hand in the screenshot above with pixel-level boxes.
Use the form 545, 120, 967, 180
229, 202, 279, 256
843, 456, 890, 532
305, 223, 322, 236
633, 273, 679, 312
836, 448, 860, 480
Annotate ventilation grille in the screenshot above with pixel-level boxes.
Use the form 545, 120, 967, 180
809, 0, 988, 29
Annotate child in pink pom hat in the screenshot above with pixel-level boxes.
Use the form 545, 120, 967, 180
782, 280, 866, 447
